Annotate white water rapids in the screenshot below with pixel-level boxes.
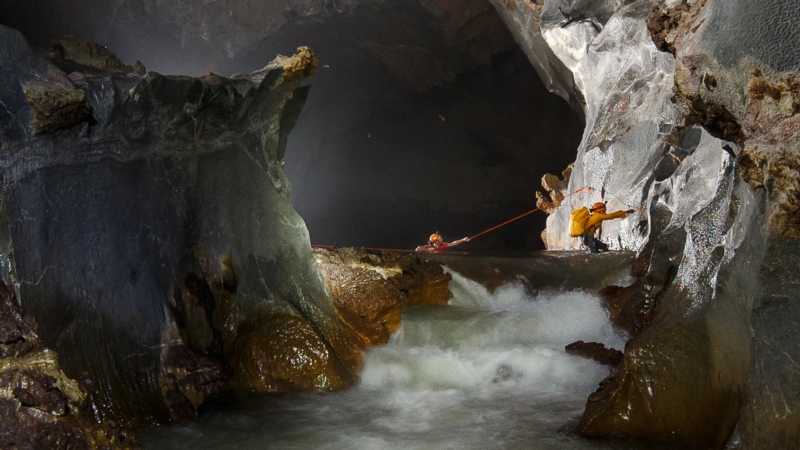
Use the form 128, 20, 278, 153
141, 266, 628, 449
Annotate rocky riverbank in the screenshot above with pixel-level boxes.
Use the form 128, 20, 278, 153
0, 281, 140, 449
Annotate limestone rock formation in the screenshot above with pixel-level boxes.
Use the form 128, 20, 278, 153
0, 27, 362, 427
488, 0, 585, 115
491, 0, 799, 447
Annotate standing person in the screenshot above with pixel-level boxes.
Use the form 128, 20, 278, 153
415, 232, 470, 253
581, 202, 634, 253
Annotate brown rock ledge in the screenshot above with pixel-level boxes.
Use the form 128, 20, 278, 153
314, 247, 453, 347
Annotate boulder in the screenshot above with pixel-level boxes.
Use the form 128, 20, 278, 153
314, 247, 452, 346
541, 173, 561, 192
231, 313, 354, 393
22, 85, 91, 135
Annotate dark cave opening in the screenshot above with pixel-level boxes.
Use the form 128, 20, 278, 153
0, 0, 584, 251
283, 47, 583, 252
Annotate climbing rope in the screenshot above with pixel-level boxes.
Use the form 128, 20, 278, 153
466, 187, 592, 241
588, 189, 647, 212
311, 243, 417, 253
311, 187, 594, 252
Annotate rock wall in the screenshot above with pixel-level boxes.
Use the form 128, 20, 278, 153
0, 26, 363, 427
490, 0, 799, 447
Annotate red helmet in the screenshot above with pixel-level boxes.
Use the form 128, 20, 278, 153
591, 202, 606, 212
429, 233, 442, 244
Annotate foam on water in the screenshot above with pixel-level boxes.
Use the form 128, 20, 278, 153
139, 267, 628, 450
360, 265, 624, 397
462, 267, 625, 348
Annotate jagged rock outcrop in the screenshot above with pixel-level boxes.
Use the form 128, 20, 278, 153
663, 2, 800, 446
0, 27, 362, 428
487, 0, 585, 115
0, 281, 140, 448
51, 35, 146, 74
536, 163, 572, 214
491, 0, 799, 448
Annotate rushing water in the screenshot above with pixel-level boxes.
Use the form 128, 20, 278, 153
141, 264, 629, 450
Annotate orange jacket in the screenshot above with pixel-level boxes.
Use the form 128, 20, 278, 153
584, 210, 627, 236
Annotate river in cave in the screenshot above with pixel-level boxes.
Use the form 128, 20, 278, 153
140, 253, 644, 450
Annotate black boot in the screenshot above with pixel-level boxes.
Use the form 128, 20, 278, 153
581, 231, 600, 254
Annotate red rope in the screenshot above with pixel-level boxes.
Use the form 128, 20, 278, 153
312, 187, 595, 252
467, 208, 540, 240
311, 244, 417, 253
467, 187, 591, 240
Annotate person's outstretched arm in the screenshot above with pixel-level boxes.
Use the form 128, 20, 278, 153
448, 237, 471, 247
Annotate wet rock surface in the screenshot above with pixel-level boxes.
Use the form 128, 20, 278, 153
564, 341, 622, 367
0, 0, 796, 448
596, 283, 657, 336
231, 313, 354, 394
0, 281, 140, 449
231, 248, 454, 392
314, 247, 453, 346
735, 236, 800, 448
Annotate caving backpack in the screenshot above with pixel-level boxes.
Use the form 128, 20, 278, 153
569, 207, 591, 237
